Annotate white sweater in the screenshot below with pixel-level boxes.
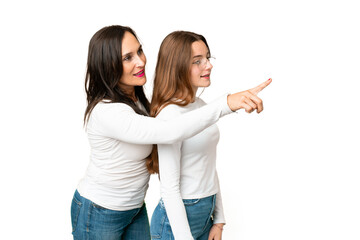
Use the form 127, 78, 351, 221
157, 98, 226, 240
77, 95, 232, 211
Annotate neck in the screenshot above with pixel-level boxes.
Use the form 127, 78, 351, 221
191, 86, 198, 102
119, 84, 137, 102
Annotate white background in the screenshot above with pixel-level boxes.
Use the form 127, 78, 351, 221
1, 0, 359, 239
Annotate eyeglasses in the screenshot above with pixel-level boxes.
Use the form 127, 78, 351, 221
192, 57, 216, 70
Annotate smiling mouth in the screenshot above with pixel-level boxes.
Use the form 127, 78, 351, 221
134, 69, 145, 77
201, 74, 210, 78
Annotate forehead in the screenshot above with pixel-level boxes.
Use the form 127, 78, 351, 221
121, 31, 140, 54
191, 41, 208, 56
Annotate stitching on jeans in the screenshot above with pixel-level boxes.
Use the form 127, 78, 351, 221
71, 198, 82, 233
183, 198, 201, 206
73, 194, 83, 207
159, 199, 165, 208
86, 201, 92, 234
199, 195, 216, 234
129, 203, 143, 224
151, 202, 166, 239
91, 202, 107, 210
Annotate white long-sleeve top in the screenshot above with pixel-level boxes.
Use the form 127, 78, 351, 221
157, 97, 226, 240
77, 95, 232, 211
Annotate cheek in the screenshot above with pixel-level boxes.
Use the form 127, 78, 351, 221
189, 75, 196, 86
142, 54, 147, 65
122, 62, 132, 75
190, 68, 200, 83
119, 64, 133, 84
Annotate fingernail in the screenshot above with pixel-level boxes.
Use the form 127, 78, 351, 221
268, 78, 272, 81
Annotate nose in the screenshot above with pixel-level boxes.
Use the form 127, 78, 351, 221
205, 59, 213, 70
135, 54, 146, 68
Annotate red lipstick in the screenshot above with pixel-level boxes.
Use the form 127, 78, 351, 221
134, 69, 145, 78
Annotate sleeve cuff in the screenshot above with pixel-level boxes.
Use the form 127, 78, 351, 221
213, 214, 226, 225
219, 93, 234, 117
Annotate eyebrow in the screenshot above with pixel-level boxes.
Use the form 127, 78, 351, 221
192, 52, 210, 58
122, 45, 142, 58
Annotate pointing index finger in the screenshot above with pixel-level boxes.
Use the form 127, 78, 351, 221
250, 78, 272, 95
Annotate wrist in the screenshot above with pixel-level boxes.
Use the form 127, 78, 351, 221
214, 223, 224, 231
227, 94, 236, 111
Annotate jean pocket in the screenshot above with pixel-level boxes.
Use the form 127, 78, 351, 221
91, 202, 108, 210
150, 202, 166, 239
71, 194, 82, 233
183, 198, 200, 206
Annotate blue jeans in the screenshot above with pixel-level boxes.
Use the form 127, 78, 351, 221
150, 195, 216, 240
71, 190, 150, 240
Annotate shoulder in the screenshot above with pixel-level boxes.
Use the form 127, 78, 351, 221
94, 102, 134, 113
90, 102, 136, 121
156, 98, 208, 120
195, 97, 207, 106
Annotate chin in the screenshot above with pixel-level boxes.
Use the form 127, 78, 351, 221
193, 79, 211, 88
203, 80, 211, 88
135, 77, 147, 86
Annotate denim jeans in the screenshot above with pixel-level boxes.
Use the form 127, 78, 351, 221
71, 190, 150, 240
150, 195, 216, 240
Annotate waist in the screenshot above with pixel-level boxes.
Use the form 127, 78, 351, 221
77, 174, 150, 211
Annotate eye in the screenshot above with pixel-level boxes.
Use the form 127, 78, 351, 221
137, 48, 144, 55
193, 60, 201, 65
123, 55, 132, 61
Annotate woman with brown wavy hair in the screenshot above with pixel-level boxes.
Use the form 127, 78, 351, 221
149, 31, 271, 240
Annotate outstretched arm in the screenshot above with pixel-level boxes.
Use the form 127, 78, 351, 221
91, 78, 271, 145
89, 94, 231, 145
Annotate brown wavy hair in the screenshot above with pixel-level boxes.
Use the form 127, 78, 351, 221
146, 31, 210, 174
